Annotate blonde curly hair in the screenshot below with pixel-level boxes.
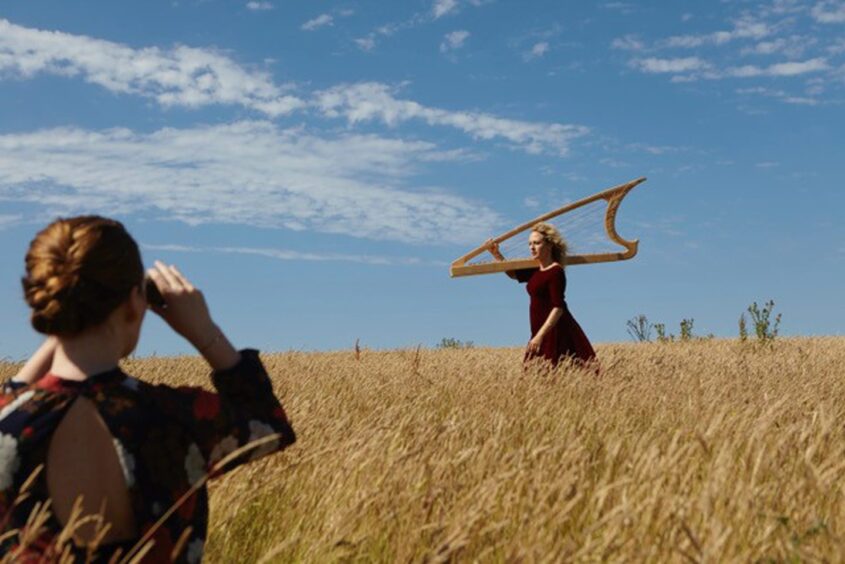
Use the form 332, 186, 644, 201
531, 222, 568, 265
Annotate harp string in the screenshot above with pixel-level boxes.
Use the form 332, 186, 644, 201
473, 198, 613, 265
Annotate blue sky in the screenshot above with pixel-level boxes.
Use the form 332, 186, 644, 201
0, 0, 843, 357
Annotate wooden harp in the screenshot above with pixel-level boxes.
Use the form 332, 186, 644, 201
450, 177, 646, 277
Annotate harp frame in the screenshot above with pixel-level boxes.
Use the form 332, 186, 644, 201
450, 177, 646, 277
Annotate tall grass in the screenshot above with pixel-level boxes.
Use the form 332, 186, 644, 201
2, 337, 844, 562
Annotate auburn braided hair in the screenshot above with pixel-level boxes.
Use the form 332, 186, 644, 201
22, 216, 143, 335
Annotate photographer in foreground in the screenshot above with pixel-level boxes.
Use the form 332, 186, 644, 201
0, 215, 296, 562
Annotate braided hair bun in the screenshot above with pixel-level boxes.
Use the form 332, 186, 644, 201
22, 216, 143, 336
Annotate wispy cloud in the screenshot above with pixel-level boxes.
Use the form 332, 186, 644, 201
631, 55, 829, 81
0, 121, 501, 245
736, 86, 821, 105
358, 1, 488, 51
354, 37, 376, 52
0, 19, 303, 117
660, 16, 771, 49
811, 0, 845, 23
626, 143, 683, 155
614, 4, 844, 104
0, 18, 590, 159
602, 2, 636, 14
0, 214, 23, 230
302, 14, 333, 31
629, 57, 712, 74
725, 57, 829, 77
740, 35, 816, 58
142, 244, 443, 266
440, 30, 470, 53
524, 42, 550, 61
314, 82, 589, 156
246, 2, 273, 11
433, 0, 459, 19
611, 34, 645, 51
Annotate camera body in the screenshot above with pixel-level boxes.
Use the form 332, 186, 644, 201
144, 277, 166, 309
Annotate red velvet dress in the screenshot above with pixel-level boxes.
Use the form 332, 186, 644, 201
516, 266, 596, 367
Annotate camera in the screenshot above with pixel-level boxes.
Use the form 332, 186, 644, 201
144, 276, 166, 308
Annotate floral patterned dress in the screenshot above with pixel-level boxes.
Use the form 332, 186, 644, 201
0, 349, 296, 562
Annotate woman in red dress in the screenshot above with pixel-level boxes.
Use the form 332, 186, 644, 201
488, 222, 596, 369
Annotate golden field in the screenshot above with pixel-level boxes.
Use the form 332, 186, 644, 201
2, 337, 845, 562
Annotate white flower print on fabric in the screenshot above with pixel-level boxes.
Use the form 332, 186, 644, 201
0, 390, 35, 422
186, 537, 204, 564
209, 435, 239, 465
247, 420, 279, 461
0, 433, 20, 490
184, 442, 206, 486
112, 438, 136, 487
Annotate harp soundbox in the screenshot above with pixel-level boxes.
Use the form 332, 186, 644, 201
450, 177, 646, 277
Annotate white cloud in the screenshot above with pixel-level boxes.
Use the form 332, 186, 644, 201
0, 122, 501, 245
360, 1, 486, 50
626, 143, 682, 155
629, 57, 712, 74
314, 82, 590, 156
614, 1, 844, 101
727, 57, 829, 77
741, 36, 815, 57
433, 0, 459, 19
0, 19, 303, 117
662, 16, 771, 49
246, 2, 273, 11
737, 84, 821, 105
783, 95, 820, 104
611, 35, 645, 51
302, 14, 334, 31
354, 36, 376, 51
523, 197, 540, 209
630, 55, 828, 81
525, 42, 550, 61
143, 244, 441, 266
736, 86, 822, 106
828, 38, 845, 54
811, 1, 845, 23
0, 214, 23, 230
602, 2, 636, 14
440, 30, 470, 53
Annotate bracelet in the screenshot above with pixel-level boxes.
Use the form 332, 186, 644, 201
198, 328, 224, 354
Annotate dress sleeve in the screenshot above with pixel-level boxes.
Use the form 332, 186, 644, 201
159, 349, 296, 479
549, 268, 566, 308
514, 268, 538, 284
0, 380, 26, 394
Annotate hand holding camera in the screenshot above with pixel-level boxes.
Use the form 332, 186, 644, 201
145, 261, 239, 369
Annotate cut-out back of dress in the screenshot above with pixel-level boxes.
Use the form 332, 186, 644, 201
46, 396, 138, 545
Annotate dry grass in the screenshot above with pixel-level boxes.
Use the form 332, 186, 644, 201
2, 337, 845, 562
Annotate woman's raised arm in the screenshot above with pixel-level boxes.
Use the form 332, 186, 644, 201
146, 261, 241, 371
485, 239, 517, 280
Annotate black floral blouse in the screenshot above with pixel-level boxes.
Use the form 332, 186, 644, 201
0, 349, 296, 562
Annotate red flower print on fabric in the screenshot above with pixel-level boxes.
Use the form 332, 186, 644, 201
193, 392, 221, 420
